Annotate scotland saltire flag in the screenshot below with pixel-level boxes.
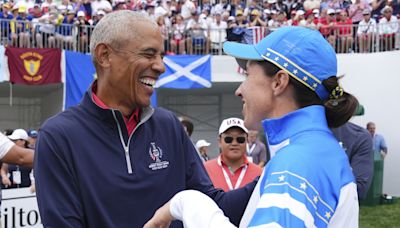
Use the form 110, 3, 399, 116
65, 51, 96, 109
155, 55, 212, 89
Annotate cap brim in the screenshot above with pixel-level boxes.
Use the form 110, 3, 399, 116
223, 41, 263, 70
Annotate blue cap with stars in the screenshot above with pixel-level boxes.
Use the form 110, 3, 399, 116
223, 26, 337, 100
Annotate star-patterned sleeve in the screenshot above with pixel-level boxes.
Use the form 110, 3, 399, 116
247, 169, 337, 228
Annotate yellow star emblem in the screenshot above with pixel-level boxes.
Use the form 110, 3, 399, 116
325, 212, 331, 219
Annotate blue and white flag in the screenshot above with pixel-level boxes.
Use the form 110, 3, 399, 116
155, 55, 212, 89
65, 51, 96, 109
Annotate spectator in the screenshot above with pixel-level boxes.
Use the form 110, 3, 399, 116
209, 13, 227, 51
35, 9, 57, 48
357, 9, 376, 53
332, 122, 374, 200
10, 5, 33, 47
76, 10, 90, 52
249, 9, 267, 27
366, 122, 388, 159
378, 5, 398, 51
55, 10, 76, 50
91, 0, 112, 16
186, 11, 210, 54
34, 11, 256, 227
178, 116, 194, 137
1, 129, 33, 189
180, 0, 196, 20
41, 0, 58, 13
204, 118, 262, 192
170, 14, 186, 54
318, 8, 337, 49
0, 3, 13, 41
195, 139, 211, 162
336, 10, 354, 53
304, 10, 319, 29
348, 0, 369, 25
246, 130, 267, 167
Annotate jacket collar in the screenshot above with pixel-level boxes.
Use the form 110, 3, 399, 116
81, 85, 154, 125
262, 105, 331, 145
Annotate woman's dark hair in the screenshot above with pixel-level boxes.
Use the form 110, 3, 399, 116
254, 60, 359, 128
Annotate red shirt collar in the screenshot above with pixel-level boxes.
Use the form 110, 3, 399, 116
91, 82, 140, 135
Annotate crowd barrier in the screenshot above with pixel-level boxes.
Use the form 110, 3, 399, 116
0, 19, 399, 54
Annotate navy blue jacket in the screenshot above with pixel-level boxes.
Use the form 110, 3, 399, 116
331, 122, 374, 200
35, 90, 256, 228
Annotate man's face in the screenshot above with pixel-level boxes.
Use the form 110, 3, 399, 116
106, 22, 165, 108
219, 128, 247, 161
15, 139, 26, 147
367, 124, 376, 136
235, 62, 275, 130
248, 130, 258, 143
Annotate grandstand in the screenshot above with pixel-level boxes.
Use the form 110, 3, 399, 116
0, 0, 399, 53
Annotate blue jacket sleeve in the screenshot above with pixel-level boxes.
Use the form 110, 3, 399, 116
34, 128, 84, 228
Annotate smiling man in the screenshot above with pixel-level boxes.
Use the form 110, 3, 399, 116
205, 118, 262, 192
34, 10, 256, 228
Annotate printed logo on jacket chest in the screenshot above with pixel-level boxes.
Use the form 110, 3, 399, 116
148, 142, 169, 170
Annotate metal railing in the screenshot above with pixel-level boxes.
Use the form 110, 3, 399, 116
0, 19, 399, 54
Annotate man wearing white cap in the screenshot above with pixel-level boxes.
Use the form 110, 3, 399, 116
195, 139, 211, 162
0, 132, 33, 167
203, 118, 262, 192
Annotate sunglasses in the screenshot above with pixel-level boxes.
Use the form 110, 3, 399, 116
223, 136, 246, 144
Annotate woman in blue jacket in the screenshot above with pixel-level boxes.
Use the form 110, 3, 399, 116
145, 26, 360, 228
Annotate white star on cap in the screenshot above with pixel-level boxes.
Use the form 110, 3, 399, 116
266, 52, 271, 56
325, 212, 331, 219
293, 69, 298, 74
300, 182, 307, 190
283, 62, 288, 67
274, 57, 280, 61
278, 175, 285, 182
303, 76, 308, 81
313, 83, 318, 88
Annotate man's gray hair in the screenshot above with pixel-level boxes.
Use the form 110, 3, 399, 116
90, 10, 157, 60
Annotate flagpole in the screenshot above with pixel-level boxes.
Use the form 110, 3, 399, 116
9, 82, 12, 106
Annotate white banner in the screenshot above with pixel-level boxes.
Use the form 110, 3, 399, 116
1, 188, 42, 228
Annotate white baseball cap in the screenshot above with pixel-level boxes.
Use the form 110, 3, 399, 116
77, 10, 85, 17
8, 129, 29, 141
327, 8, 335, 15
219, 118, 248, 135
195, 140, 211, 150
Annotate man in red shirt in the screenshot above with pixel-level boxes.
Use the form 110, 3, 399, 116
204, 118, 262, 192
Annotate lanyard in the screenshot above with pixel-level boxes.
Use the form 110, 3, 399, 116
247, 143, 256, 156
217, 156, 248, 191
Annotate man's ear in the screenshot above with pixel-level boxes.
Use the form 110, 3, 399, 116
94, 43, 111, 68
272, 70, 290, 96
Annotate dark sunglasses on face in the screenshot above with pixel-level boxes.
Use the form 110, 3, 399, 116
223, 136, 246, 144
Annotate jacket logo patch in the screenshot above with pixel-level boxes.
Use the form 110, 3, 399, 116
148, 142, 169, 170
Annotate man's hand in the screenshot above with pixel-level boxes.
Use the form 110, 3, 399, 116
143, 201, 174, 228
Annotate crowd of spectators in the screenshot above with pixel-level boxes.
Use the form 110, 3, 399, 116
0, 0, 399, 53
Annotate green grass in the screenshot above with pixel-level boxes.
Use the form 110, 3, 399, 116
360, 200, 400, 228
